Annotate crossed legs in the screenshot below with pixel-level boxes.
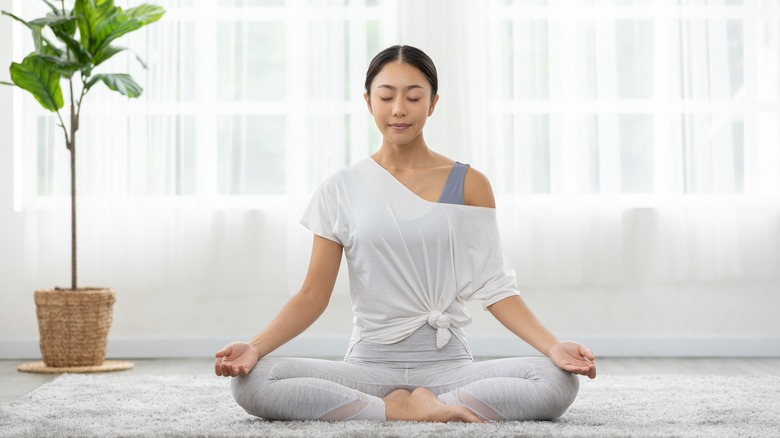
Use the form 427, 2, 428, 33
231, 356, 578, 422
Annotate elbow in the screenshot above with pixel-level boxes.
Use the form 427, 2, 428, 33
296, 286, 332, 313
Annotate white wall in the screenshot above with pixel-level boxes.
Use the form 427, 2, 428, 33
1, 0, 778, 359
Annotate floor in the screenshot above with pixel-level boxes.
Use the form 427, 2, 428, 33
2, 357, 780, 404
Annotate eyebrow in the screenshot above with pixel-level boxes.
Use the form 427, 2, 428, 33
376, 84, 425, 91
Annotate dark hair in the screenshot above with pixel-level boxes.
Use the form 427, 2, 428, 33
364, 45, 438, 99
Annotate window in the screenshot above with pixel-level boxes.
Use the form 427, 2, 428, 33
10, 0, 779, 209
481, 0, 780, 197
12, 0, 396, 207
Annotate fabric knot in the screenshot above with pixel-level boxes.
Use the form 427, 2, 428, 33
427, 311, 452, 349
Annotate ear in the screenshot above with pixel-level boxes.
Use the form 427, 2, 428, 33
427, 94, 440, 117
364, 92, 373, 115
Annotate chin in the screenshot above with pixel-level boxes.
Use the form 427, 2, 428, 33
384, 131, 422, 146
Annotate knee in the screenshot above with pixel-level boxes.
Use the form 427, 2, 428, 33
230, 372, 266, 418
503, 359, 580, 421
230, 360, 281, 419
541, 366, 579, 419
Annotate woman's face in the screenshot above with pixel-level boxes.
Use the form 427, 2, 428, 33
364, 61, 439, 148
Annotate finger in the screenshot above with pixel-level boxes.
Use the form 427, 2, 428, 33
214, 359, 223, 376
579, 345, 596, 361
215, 345, 232, 358
559, 359, 585, 370
562, 363, 590, 375
570, 367, 589, 376
588, 365, 597, 379
220, 362, 233, 377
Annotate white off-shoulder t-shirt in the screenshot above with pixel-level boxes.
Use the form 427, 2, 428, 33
300, 158, 521, 355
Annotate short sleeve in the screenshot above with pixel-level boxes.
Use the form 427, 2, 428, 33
455, 210, 521, 308
469, 250, 521, 309
300, 183, 344, 245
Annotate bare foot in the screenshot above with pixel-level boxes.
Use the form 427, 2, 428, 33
384, 387, 485, 423
384, 389, 412, 402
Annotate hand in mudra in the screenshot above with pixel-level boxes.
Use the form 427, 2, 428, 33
548, 341, 596, 379
215, 342, 261, 377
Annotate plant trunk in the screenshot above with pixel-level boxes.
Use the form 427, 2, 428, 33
70, 111, 77, 291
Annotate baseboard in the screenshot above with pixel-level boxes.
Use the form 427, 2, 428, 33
2, 335, 779, 360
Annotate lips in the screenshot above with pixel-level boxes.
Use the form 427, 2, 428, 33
389, 123, 411, 130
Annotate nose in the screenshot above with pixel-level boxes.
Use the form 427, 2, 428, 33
392, 97, 406, 117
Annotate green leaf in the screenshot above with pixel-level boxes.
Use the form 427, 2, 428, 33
92, 14, 143, 56
1, 10, 33, 30
0, 81, 15, 86
94, 45, 150, 69
125, 4, 165, 25
133, 50, 148, 70
75, 0, 115, 54
62, 14, 78, 36
41, 0, 61, 15
87, 73, 142, 98
92, 44, 125, 67
75, 0, 164, 58
9, 55, 64, 112
29, 15, 75, 28
37, 55, 88, 75
4, 11, 65, 58
36, 33, 65, 58
46, 6, 79, 36
51, 26, 92, 65
30, 23, 47, 53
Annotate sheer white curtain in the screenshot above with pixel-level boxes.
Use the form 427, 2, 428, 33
394, 0, 780, 287
12, 0, 780, 298
13, 0, 397, 301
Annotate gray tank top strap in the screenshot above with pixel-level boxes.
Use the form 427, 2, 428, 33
437, 161, 470, 205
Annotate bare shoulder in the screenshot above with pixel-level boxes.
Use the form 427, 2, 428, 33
463, 166, 496, 209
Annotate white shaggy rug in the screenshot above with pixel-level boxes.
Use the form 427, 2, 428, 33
1, 373, 779, 437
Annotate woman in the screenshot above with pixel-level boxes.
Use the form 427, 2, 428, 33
215, 45, 596, 423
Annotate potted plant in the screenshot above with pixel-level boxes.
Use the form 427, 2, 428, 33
1, 0, 164, 371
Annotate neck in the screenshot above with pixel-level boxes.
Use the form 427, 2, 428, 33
373, 134, 433, 170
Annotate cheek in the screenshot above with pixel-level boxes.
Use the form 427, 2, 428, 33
369, 99, 387, 114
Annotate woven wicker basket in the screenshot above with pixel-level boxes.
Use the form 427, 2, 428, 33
34, 288, 116, 368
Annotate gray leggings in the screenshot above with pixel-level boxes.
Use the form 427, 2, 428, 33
231, 325, 579, 421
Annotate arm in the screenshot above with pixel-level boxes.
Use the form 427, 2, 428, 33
215, 234, 343, 377
486, 295, 558, 356
465, 166, 596, 379
488, 297, 596, 378
463, 167, 496, 209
